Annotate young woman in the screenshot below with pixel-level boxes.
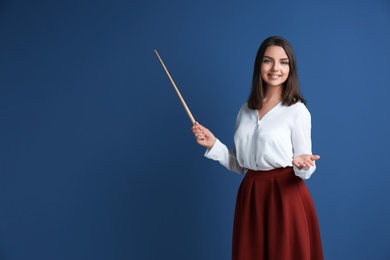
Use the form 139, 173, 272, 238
192, 36, 323, 260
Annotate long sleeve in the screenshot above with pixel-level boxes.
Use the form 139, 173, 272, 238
291, 110, 316, 179
204, 139, 246, 174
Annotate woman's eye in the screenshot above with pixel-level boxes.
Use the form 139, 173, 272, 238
263, 59, 271, 63
281, 61, 289, 65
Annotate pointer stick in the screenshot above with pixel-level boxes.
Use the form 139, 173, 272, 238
154, 50, 196, 125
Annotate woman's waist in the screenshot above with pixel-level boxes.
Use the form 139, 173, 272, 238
245, 167, 294, 179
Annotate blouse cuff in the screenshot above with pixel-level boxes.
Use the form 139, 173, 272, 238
204, 139, 224, 160
293, 164, 316, 180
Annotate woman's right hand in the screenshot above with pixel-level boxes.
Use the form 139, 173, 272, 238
191, 122, 217, 149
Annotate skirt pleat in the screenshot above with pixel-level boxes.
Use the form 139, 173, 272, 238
232, 167, 323, 260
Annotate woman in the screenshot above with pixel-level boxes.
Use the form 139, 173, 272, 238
192, 36, 323, 260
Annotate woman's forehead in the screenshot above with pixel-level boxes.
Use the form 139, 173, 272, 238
264, 46, 288, 59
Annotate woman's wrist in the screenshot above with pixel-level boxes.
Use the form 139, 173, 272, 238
207, 137, 217, 149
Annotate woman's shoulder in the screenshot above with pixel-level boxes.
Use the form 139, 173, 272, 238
240, 102, 250, 111
291, 101, 307, 109
236, 102, 254, 119
284, 101, 310, 116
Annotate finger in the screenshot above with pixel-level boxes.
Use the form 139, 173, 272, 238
192, 122, 202, 130
307, 161, 314, 167
303, 160, 315, 167
194, 122, 202, 128
196, 133, 206, 139
292, 160, 300, 167
294, 163, 303, 170
311, 155, 320, 161
196, 134, 203, 140
192, 125, 201, 133
193, 126, 204, 134
197, 124, 208, 133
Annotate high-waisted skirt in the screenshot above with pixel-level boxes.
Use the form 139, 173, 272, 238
232, 167, 323, 260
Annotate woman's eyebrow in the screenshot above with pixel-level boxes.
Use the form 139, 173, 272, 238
263, 56, 289, 60
263, 56, 274, 60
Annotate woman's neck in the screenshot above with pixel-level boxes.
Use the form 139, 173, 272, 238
263, 86, 282, 103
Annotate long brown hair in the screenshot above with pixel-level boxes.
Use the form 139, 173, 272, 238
247, 36, 306, 110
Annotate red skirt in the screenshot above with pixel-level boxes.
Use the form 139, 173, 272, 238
232, 167, 323, 260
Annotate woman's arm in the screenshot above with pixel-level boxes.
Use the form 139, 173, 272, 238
192, 122, 245, 174
291, 110, 320, 179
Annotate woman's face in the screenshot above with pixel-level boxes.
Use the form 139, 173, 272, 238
261, 45, 290, 88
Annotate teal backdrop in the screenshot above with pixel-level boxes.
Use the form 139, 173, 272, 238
1, 0, 390, 259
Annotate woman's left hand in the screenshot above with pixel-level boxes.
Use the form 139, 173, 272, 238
293, 154, 320, 170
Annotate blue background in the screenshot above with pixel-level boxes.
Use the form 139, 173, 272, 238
1, 0, 390, 259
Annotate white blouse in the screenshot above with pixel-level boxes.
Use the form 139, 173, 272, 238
205, 101, 316, 179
